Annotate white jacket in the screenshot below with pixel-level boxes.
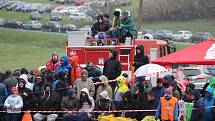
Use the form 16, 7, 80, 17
4, 94, 23, 113
18, 74, 34, 90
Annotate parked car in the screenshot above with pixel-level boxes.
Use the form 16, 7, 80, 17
0, 18, 5, 27
5, 1, 19, 11
154, 30, 173, 40
207, 67, 215, 76
114, 0, 131, 6
14, 2, 25, 11
50, 12, 62, 21
30, 11, 42, 20
42, 21, 61, 32
61, 24, 77, 33
22, 21, 42, 30
69, 12, 92, 21
190, 32, 213, 43
4, 20, 23, 29
172, 31, 193, 42
182, 66, 212, 89
78, 25, 91, 31
21, 3, 31, 12
56, 0, 67, 4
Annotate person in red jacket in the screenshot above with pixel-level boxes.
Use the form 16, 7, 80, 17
46, 51, 60, 72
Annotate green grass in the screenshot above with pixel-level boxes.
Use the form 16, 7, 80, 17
0, 29, 66, 71
175, 44, 189, 51
142, 20, 215, 36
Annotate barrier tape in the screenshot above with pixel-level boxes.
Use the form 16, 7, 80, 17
0, 105, 215, 113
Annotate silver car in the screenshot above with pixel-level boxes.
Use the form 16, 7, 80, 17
182, 67, 212, 89
22, 21, 42, 30
69, 12, 92, 21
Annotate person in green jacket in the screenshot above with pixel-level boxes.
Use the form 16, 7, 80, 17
207, 77, 215, 97
118, 11, 137, 45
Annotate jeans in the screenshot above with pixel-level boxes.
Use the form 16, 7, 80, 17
6, 113, 20, 121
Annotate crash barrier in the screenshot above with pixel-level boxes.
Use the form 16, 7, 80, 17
0, 105, 215, 113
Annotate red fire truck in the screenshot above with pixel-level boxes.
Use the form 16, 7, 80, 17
66, 32, 175, 77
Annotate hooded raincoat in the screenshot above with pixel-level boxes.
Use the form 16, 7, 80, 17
114, 76, 129, 102
203, 87, 215, 121
70, 55, 82, 85
133, 45, 149, 71
54, 55, 71, 75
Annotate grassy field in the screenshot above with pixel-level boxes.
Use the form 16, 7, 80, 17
142, 20, 215, 36
0, 28, 190, 72
0, 29, 66, 71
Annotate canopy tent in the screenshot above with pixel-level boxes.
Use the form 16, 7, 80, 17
152, 38, 215, 66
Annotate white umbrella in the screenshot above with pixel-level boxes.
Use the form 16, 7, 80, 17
134, 64, 167, 77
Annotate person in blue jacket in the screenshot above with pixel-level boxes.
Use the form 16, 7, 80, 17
54, 55, 71, 75
203, 87, 215, 121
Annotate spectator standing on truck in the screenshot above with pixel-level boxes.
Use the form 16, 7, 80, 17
103, 49, 121, 90
46, 51, 60, 72
132, 45, 149, 71
118, 11, 137, 45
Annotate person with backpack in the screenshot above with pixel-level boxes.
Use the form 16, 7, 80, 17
70, 55, 82, 85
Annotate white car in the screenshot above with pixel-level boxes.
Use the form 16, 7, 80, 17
172, 31, 193, 42
69, 13, 92, 21
182, 66, 212, 89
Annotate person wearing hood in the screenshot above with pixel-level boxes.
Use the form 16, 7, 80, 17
114, 76, 129, 110
203, 87, 214, 121
70, 55, 82, 85
132, 45, 149, 71
103, 49, 121, 90
190, 89, 205, 121
4, 87, 23, 121
46, 51, 60, 72
95, 90, 115, 117
55, 71, 69, 100
121, 91, 138, 119
17, 79, 37, 120
155, 87, 179, 121
74, 70, 95, 99
96, 75, 113, 101
91, 15, 110, 37
152, 78, 165, 108
79, 88, 95, 119
117, 11, 137, 45
84, 61, 102, 82
18, 74, 34, 91
61, 88, 79, 111
54, 55, 71, 75
33, 84, 60, 121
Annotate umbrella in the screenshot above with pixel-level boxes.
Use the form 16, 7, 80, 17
134, 64, 167, 77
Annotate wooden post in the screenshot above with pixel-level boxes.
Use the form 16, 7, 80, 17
137, 0, 143, 31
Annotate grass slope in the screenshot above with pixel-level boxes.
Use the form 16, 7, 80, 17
142, 20, 215, 36
0, 29, 66, 71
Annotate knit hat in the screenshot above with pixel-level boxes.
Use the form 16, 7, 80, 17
165, 87, 173, 94
99, 91, 110, 100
